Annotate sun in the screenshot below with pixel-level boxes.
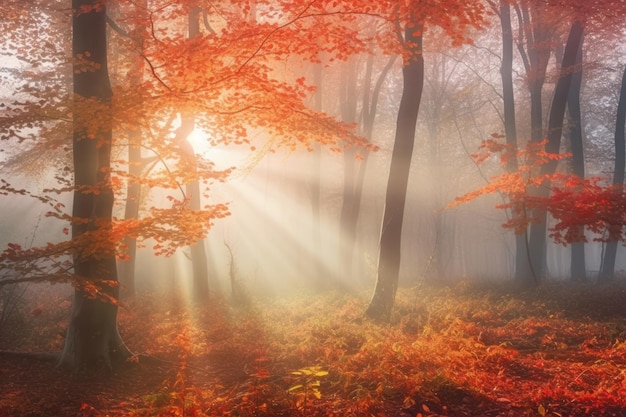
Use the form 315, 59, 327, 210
187, 128, 213, 156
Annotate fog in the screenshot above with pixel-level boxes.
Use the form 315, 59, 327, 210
2, 9, 626, 305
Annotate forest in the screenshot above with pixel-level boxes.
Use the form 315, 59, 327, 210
1, 0, 626, 415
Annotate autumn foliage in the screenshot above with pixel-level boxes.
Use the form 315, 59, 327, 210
450, 137, 626, 245
3, 284, 626, 416
0, 0, 381, 291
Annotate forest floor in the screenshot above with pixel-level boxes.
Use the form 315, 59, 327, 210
2, 280, 626, 416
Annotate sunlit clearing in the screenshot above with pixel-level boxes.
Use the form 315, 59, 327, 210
206, 149, 371, 296
135, 144, 376, 303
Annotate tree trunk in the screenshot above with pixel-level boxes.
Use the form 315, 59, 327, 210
520, 2, 551, 145
119, 133, 142, 297
528, 20, 584, 281
309, 63, 328, 288
350, 54, 396, 280
175, 111, 210, 300
517, 2, 552, 281
338, 57, 359, 279
599, 66, 626, 281
366, 23, 423, 320
59, 0, 131, 371
499, 0, 534, 283
567, 33, 586, 281
118, 0, 148, 298
187, 8, 210, 301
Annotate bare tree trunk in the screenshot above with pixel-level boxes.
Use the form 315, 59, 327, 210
528, 20, 584, 281
515, 2, 553, 281
167, 7, 211, 301
498, 0, 534, 283
309, 63, 327, 288
599, 66, 626, 281
59, 0, 131, 371
350, 54, 396, 280
338, 57, 359, 279
118, 0, 147, 297
567, 33, 586, 281
366, 23, 423, 320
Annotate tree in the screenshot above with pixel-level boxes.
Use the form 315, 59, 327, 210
525, 19, 584, 282
1, 0, 375, 372
450, 135, 626, 256
58, 0, 132, 370
338, 46, 396, 280
365, 16, 424, 320
599, 66, 626, 281
487, 0, 535, 282
365, 1, 485, 319
510, 0, 626, 281
179, 6, 210, 301
565, 28, 586, 281
508, 0, 559, 281
113, 0, 148, 298
513, 0, 555, 144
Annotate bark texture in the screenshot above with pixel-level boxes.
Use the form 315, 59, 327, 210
59, 0, 131, 371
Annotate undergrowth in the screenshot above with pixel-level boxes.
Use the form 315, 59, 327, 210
2, 281, 626, 416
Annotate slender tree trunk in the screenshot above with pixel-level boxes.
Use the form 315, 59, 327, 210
351, 54, 396, 280
366, 23, 423, 320
120, 137, 141, 297
180, 7, 210, 301
118, 0, 148, 297
567, 34, 586, 281
599, 66, 626, 281
339, 57, 359, 278
176, 118, 210, 300
528, 20, 584, 281
520, 3, 550, 145
499, 0, 534, 283
516, 2, 552, 281
310, 63, 327, 287
59, 0, 131, 371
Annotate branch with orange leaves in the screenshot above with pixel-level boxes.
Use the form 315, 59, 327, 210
448, 138, 626, 246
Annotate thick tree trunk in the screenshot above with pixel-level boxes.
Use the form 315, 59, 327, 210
366, 24, 423, 320
528, 20, 584, 281
599, 66, 626, 281
59, 0, 131, 371
567, 34, 586, 281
